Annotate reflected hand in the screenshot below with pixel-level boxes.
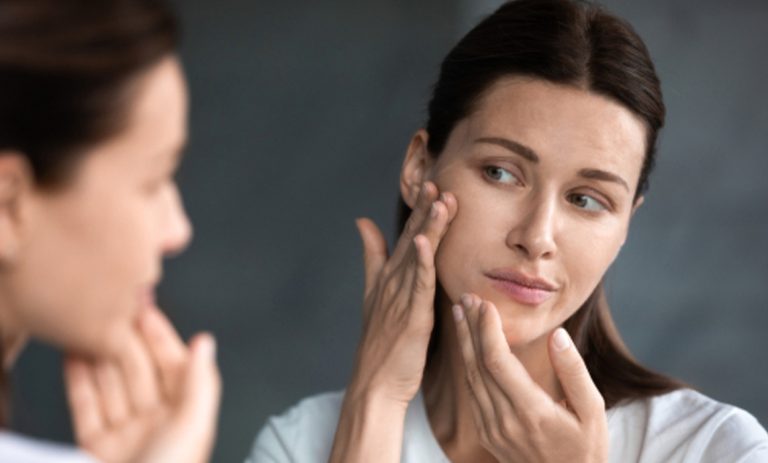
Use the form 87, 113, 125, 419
329, 181, 457, 462
453, 294, 608, 463
348, 181, 457, 406
63, 306, 221, 463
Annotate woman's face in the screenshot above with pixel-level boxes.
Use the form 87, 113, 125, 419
410, 77, 647, 347
5, 57, 191, 357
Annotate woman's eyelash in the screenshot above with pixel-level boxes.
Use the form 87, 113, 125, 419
567, 192, 610, 212
483, 165, 521, 185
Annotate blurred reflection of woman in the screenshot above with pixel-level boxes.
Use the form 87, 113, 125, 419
1, 1, 220, 461
249, 0, 768, 462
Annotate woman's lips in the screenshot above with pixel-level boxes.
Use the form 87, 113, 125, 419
485, 269, 557, 306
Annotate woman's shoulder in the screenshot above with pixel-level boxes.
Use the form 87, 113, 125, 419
0, 431, 96, 463
246, 390, 344, 463
608, 388, 768, 462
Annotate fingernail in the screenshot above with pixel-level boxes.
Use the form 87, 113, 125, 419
452, 305, 464, 322
198, 334, 217, 360
460, 294, 472, 308
553, 328, 571, 351
439, 193, 448, 202
430, 202, 439, 218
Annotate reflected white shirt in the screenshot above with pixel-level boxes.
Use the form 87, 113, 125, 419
247, 388, 768, 462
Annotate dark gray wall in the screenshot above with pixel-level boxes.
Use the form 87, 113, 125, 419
11, 1, 767, 462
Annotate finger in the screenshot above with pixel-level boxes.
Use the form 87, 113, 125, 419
464, 296, 524, 435
116, 327, 161, 413
440, 191, 459, 223
138, 306, 188, 400
473, 299, 551, 412
356, 218, 388, 299
389, 181, 438, 264
172, 333, 221, 460
452, 296, 498, 427
402, 181, 438, 239
549, 327, 605, 421
452, 303, 496, 445
93, 360, 131, 426
408, 234, 437, 328
63, 357, 105, 443
416, 196, 453, 254
387, 186, 448, 288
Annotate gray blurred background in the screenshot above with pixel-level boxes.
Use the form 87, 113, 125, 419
11, 0, 768, 461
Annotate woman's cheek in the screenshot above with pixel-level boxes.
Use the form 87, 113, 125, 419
434, 199, 484, 303
434, 223, 465, 304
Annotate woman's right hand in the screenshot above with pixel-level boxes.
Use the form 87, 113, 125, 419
348, 181, 457, 406
330, 181, 457, 462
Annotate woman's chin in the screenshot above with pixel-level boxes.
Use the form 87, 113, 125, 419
58, 320, 133, 360
501, 329, 538, 348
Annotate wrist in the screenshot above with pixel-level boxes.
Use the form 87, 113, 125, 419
329, 385, 409, 463
345, 377, 413, 412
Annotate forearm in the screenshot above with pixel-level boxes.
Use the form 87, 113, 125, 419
329, 388, 408, 463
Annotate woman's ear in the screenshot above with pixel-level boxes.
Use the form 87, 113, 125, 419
399, 129, 433, 208
0, 154, 30, 264
631, 195, 645, 217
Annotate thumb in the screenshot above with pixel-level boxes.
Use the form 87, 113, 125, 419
356, 217, 388, 297
173, 333, 221, 460
548, 328, 604, 422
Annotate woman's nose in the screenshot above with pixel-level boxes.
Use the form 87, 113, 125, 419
505, 196, 558, 261
161, 185, 192, 257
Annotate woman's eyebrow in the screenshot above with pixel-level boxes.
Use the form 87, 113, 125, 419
579, 168, 629, 191
475, 136, 629, 191
474, 137, 539, 163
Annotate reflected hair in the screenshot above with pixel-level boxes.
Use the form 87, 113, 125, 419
0, 0, 178, 426
398, 0, 685, 408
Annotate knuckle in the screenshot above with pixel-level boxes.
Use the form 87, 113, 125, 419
482, 351, 505, 376
381, 275, 402, 300
404, 215, 417, 234
487, 426, 504, 447
478, 430, 492, 448
380, 261, 394, 277
465, 367, 482, 389
561, 355, 586, 376
519, 407, 547, 433
499, 414, 517, 440
413, 273, 434, 293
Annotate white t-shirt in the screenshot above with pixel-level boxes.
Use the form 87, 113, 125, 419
0, 431, 96, 463
247, 388, 768, 462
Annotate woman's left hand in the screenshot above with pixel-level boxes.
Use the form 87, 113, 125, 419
452, 293, 608, 463
63, 306, 221, 463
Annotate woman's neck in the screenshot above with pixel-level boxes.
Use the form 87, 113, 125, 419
422, 295, 563, 462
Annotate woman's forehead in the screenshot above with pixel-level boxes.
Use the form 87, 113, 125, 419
452, 77, 647, 169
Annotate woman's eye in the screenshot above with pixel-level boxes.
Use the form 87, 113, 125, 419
484, 166, 520, 185
568, 193, 607, 212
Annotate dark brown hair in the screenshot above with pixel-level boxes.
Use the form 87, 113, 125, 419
402, 0, 685, 408
0, 0, 178, 427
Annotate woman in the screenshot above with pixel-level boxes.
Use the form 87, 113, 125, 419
249, 0, 768, 462
0, 0, 220, 461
